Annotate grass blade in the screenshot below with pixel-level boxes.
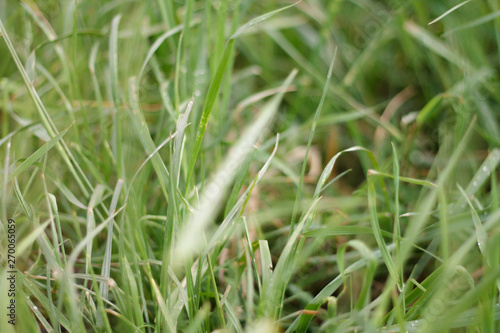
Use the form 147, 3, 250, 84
290, 48, 337, 234
367, 179, 398, 285
457, 184, 488, 254
9, 123, 73, 180
185, 3, 298, 191
429, 0, 473, 25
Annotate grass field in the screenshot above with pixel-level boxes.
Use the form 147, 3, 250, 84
1, 0, 500, 332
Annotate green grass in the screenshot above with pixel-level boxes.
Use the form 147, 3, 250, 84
1, 0, 500, 332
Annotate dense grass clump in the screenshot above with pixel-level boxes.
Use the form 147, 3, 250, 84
1, 0, 500, 332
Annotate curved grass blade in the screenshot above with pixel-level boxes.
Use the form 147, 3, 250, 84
313, 146, 381, 198
1, 17, 92, 197
303, 226, 395, 238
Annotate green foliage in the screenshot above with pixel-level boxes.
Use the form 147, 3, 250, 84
1, 0, 500, 332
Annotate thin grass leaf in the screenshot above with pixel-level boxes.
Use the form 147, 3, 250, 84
0, 18, 92, 196
67, 204, 126, 269
443, 9, 500, 37
392, 142, 405, 295
13, 176, 32, 220
2, 139, 11, 224
150, 277, 176, 332
429, 0, 473, 25
396, 117, 477, 274
124, 130, 179, 202
330, 109, 386, 128
185, 3, 298, 190
16, 220, 50, 258
7, 113, 51, 142
416, 94, 444, 127
45, 170, 88, 209
314, 146, 381, 198
290, 244, 397, 332
109, 13, 124, 179
290, 49, 337, 233
343, 21, 394, 87
453, 148, 500, 211
5, 2, 500, 332
88, 268, 113, 333
336, 240, 377, 310
206, 254, 226, 328
184, 304, 210, 333
20, 2, 75, 124
243, 234, 256, 325
184, 38, 239, 191
236, 86, 297, 113
166, 278, 189, 324
86, 185, 106, 273
174, 97, 194, 188
175, 70, 297, 263
259, 240, 273, 295
318, 169, 352, 194
457, 184, 488, 254
36, 62, 73, 115
138, 23, 186, 80
230, 2, 299, 40
223, 151, 254, 217
224, 299, 244, 333
367, 179, 398, 284
404, 21, 473, 71
303, 226, 396, 238
9, 123, 73, 180
121, 256, 145, 330
100, 179, 124, 300
367, 169, 437, 187
47, 192, 65, 264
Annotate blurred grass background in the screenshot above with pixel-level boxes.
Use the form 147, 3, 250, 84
1, 0, 500, 332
